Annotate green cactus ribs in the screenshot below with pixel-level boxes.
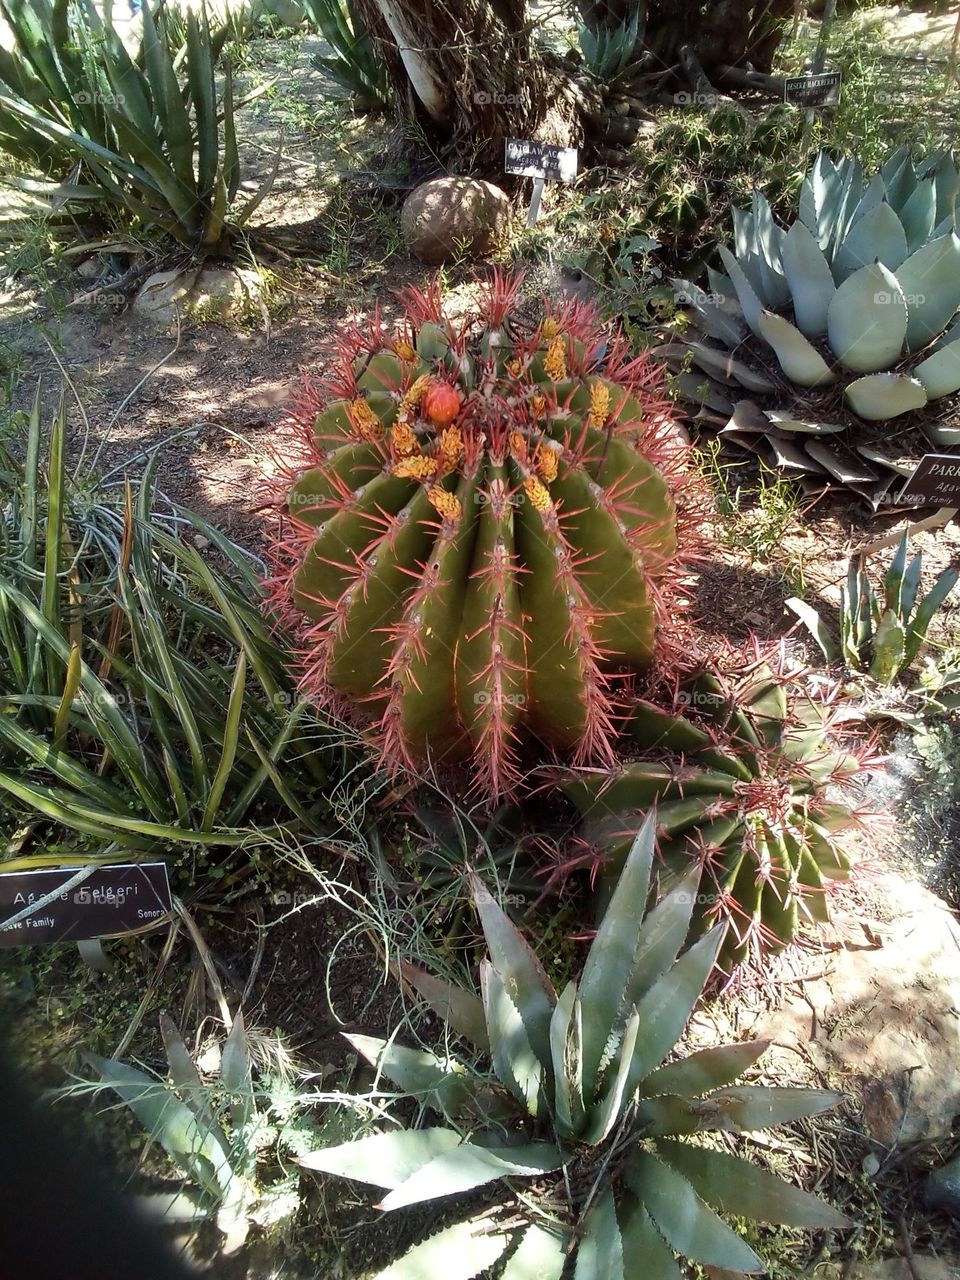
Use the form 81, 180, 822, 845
264, 272, 702, 800
561, 648, 878, 969
667, 146, 960, 509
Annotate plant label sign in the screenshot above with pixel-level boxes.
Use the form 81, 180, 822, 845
784, 72, 841, 109
898, 454, 960, 507
504, 139, 578, 184
505, 139, 578, 227
0, 862, 172, 946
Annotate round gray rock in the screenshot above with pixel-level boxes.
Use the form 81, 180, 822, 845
401, 177, 512, 266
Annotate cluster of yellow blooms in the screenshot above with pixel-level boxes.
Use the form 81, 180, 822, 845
346, 317, 583, 525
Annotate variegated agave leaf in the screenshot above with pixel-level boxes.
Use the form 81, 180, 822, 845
670, 148, 960, 506
789, 533, 959, 684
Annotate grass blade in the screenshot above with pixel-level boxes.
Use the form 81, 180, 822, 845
201, 650, 246, 829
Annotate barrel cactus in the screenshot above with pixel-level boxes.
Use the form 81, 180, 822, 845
265, 274, 698, 798
669, 147, 960, 507
561, 655, 874, 968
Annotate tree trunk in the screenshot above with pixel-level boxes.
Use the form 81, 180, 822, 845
354, 0, 587, 171
354, 0, 794, 175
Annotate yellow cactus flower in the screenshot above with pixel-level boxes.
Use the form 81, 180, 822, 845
536, 447, 559, 484
541, 316, 560, 339
530, 393, 546, 416
427, 485, 462, 522
543, 335, 566, 382
506, 357, 523, 377
394, 454, 438, 479
523, 474, 552, 513
587, 381, 611, 429
391, 421, 420, 458
437, 425, 464, 473
401, 374, 432, 413
509, 430, 527, 459
395, 341, 418, 362
348, 398, 384, 440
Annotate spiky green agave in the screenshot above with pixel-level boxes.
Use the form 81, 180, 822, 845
301, 0, 390, 110
298, 812, 849, 1280
670, 147, 960, 506
0, 0, 256, 249
788, 531, 959, 684
266, 273, 696, 799
86, 1011, 275, 1248
577, 9, 643, 81
562, 659, 869, 967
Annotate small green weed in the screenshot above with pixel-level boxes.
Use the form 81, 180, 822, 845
695, 436, 806, 586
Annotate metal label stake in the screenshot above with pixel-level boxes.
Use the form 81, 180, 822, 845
526, 176, 546, 227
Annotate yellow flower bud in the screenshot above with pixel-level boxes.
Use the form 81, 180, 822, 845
437, 425, 464, 473
401, 374, 432, 412
523, 474, 552, 513
587, 381, 611, 429
536, 447, 559, 484
508, 431, 529, 463
427, 485, 463, 522
394, 454, 439, 479
395, 341, 418, 362
348, 398, 384, 440
391, 421, 419, 458
543, 335, 566, 382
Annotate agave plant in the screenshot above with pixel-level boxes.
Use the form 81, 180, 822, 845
0, 385, 330, 854
265, 272, 699, 799
577, 9, 643, 82
301, 0, 390, 111
560, 655, 871, 967
0, 0, 260, 250
787, 531, 959, 684
669, 147, 960, 506
299, 813, 849, 1279
86, 1013, 313, 1249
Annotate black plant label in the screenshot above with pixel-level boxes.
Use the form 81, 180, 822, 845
899, 453, 960, 507
0, 863, 172, 946
784, 72, 842, 108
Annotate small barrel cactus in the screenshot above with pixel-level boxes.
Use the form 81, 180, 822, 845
265, 274, 699, 798
561, 652, 876, 968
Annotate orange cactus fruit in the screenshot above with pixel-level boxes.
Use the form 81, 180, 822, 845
422, 381, 462, 428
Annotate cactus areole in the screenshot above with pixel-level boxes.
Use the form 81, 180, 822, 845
266, 274, 697, 798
